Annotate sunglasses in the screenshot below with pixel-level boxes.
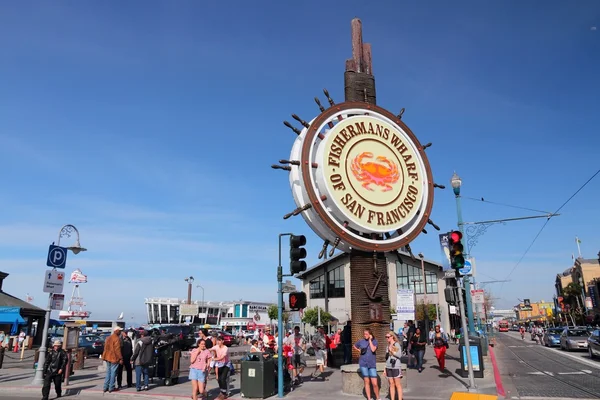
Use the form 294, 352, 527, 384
385, 335, 391, 338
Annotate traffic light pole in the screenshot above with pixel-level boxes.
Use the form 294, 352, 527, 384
277, 233, 293, 398
457, 284, 476, 389
455, 193, 476, 333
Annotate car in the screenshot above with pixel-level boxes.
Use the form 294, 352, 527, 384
543, 327, 562, 347
588, 329, 600, 359
560, 327, 590, 351
78, 334, 104, 356
210, 330, 239, 346
161, 325, 199, 350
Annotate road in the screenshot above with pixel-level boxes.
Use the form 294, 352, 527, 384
495, 331, 600, 399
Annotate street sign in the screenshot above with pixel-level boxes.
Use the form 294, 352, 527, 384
471, 289, 485, 304
444, 270, 456, 279
47, 245, 68, 269
459, 259, 473, 276
43, 270, 65, 294
51, 294, 65, 310
180, 304, 198, 316
395, 289, 415, 321
438, 233, 451, 270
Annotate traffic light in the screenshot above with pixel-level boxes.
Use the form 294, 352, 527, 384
444, 287, 458, 305
290, 234, 307, 274
448, 230, 465, 276
289, 292, 307, 310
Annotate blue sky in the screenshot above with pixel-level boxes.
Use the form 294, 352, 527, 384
0, 1, 598, 321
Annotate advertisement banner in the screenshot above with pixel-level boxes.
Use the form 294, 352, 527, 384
396, 289, 415, 321
439, 233, 451, 271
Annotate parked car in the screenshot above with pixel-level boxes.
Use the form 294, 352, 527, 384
543, 328, 562, 347
588, 329, 600, 359
560, 327, 590, 351
161, 324, 199, 350
79, 334, 104, 356
210, 330, 239, 347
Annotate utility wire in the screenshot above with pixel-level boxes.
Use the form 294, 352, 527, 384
499, 168, 600, 293
462, 196, 551, 215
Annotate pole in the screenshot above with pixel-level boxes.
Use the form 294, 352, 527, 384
318, 306, 321, 327
277, 233, 292, 398
187, 282, 192, 305
457, 284, 476, 389
455, 193, 476, 333
420, 256, 429, 331
31, 293, 53, 385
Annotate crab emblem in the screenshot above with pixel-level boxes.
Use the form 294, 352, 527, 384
351, 152, 400, 192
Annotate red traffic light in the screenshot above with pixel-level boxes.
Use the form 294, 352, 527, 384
450, 231, 462, 243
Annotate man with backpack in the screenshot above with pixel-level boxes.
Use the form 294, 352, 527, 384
131, 330, 154, 392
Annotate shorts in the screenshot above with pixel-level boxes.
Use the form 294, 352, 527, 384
315, 350, 327, 366
293, 354, 307, 368
359, 367, 378, 378
189, 368, 206, 382
385, 368, 402, 378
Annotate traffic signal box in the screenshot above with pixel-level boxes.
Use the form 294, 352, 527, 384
448, 230, 465, 277
290, 234, 307, 275
288, 292, 307, 311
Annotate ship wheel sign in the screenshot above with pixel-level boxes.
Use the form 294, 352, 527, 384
274, 93, 444, 256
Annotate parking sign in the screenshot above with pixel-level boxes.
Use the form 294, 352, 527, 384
47, 245, 68, 269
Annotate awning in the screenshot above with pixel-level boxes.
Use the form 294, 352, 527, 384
0, 311, 25, 324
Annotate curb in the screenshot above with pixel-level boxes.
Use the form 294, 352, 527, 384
488, 345, 505, 397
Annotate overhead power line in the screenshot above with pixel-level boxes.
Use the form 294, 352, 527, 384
500, 168, 600, 291
462, 196, 551, 215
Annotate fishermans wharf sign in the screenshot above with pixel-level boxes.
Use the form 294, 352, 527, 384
284, 101, 435, 254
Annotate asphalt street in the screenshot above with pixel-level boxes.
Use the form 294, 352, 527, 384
496, 331, 600, 399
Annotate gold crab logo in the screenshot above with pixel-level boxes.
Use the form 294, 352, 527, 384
351, 152, 400, 192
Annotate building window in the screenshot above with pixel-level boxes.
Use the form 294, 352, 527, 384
310, 274, 325, 299
242, 304, 248, 318
425, 271, 438, 294
327, 266, 345, 298
234, 304, 241, 318
396, 262, 425, 294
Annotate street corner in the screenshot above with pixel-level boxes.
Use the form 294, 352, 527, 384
450, 393, 498, 400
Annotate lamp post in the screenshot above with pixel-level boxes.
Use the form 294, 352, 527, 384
184, 276, 194, 305
412, 279, 423, 327
418, 253, 430, 331
32, 224, 86, 386
451, 173, 476, 333
196, 285, 205, 324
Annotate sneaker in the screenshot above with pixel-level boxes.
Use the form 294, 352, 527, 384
143, 385, 149, 391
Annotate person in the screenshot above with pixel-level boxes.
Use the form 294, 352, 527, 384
354, 328, 380, 400
410, 327, 427, 373
291, 326, 306, 384
212, 336, 230, 400
432, 325, 449, 373
384, 332, 403, 400
117, 329, 133, 388
519, 326, 525, 340
189, 338, 212, 400
311, 326, 328, 380
342, 322, 352, 364
42, 340, 67, 400
131, 330, 153, 392
249, 339, 260, 353
102, 326, 124, 393
428, 327, 435, 346
406, 320, 416, 367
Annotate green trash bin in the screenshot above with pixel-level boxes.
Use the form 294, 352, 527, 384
240, 352, 275, 399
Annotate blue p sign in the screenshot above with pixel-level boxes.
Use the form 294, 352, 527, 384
47, 245, 68, 269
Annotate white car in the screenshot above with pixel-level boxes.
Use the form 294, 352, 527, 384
560, 327, 590, 351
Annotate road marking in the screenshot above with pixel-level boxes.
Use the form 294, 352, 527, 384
557, 371, 585, 375
543, 346, 600, 370
527, 371, 544, 375
582, 369, 592, 374
543, 371, 554, 376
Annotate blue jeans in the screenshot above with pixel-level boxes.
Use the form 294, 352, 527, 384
104, 362, 119, 391
135, 365, 149, 389
415, 349, 425, 370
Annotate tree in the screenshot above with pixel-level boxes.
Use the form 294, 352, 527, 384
301, 306, 332, 327
415, 301, 437, 322
267, 304, 289, 330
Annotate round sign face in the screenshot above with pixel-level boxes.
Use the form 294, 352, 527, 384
289, 102, 434, 253
317, 115, 426, 233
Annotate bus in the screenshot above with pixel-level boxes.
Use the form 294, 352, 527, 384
498, 320, 510, 332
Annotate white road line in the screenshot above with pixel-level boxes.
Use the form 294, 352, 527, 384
544, 371, 554, 376
543, 346, 600, 370
527, 371, 544, 375
558, 371, 585, 375
582, 369, 592, 374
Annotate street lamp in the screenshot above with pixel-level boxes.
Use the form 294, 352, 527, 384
412, 278, 423, 328
196, 285, 205, 324
32, 224, 86, 386
418, 253, 430, 330
184, 276, 194, 305
450, 172, 476, 333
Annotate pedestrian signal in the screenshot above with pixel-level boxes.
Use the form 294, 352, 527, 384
289, 292, 307, 310
290, 234, 307, 275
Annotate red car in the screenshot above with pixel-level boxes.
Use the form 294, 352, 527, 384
211, 330, 239, 347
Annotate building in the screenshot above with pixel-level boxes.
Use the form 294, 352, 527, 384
555, 267, 573, 298
554, 257, 600, 323
0, 271, 46, 347
144, 298, 273, 331
296, 249, 454, 334
514, 300, 553, 324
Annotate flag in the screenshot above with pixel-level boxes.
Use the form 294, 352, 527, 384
576, 237, 582, 244
572, 254, 575, 261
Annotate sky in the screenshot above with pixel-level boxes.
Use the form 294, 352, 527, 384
0, 1, 598, 322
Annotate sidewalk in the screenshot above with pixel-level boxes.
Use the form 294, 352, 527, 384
0, 344, 501, 399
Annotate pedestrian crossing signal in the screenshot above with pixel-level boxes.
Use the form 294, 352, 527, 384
448, 230, 465, 276
289, 292, 306, 310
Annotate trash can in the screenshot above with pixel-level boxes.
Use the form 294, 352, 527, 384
241, 352, 275, 399
459, 336, 484, 379
153, 341, 181, 386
